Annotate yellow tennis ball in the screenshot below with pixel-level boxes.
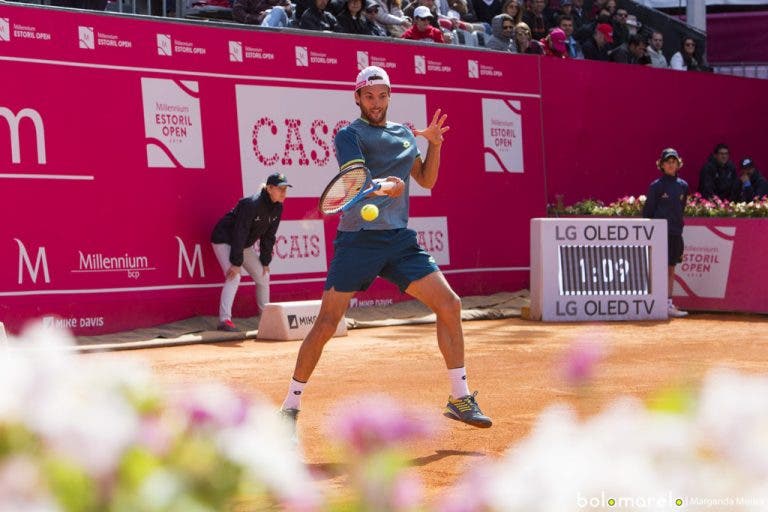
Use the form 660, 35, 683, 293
361, 204, 379, 221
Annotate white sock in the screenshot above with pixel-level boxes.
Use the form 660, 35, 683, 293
281, 378, 305, 410
449, 367, 471, 399
668, 298, 675, 307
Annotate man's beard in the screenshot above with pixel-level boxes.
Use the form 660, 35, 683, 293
360, 104, 388, 125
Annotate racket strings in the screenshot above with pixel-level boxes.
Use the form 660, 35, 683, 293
320, 167, 368, 213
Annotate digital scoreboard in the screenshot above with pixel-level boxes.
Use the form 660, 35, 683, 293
530, 218, 668, 321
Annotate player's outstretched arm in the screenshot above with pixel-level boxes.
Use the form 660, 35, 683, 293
412, 109, 450, 189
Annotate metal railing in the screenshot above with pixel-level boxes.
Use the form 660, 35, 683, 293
4, 0, 217, 18
714, 63, 768, 80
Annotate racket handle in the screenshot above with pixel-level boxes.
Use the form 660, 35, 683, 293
373, 180, 396, 196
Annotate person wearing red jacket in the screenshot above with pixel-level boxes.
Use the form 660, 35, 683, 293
402, 5, 447, 42
541, 27, 568, 57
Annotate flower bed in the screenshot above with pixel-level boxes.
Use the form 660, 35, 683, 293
548, 193, 768, 218
3, 328, 768, 511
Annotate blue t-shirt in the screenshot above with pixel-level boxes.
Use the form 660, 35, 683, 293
334, 118, 420, 232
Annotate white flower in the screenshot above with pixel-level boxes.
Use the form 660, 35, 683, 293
451, 369, 768, 511
217, 402, 321, 510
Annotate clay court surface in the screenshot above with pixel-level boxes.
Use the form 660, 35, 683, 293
85, 313, 768, 506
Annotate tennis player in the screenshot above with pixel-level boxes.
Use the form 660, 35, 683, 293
280, 66, 492, 435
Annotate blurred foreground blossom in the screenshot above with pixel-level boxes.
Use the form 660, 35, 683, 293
327, 394, 434, 511
560, 339, 606, 387
441, 368, 768, 512
328, 394, 434, 456
0, 326, 320, 512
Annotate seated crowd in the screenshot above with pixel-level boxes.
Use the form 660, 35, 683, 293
230, 0, 711, 69
698, 144, 768, 203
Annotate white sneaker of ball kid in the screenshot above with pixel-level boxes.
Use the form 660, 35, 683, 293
667, 300, 688, 318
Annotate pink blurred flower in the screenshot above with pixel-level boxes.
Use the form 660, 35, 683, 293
560, 340, 606, 387
174, 383, 249, 429
390, 472, 424, 511
328, 394, 433, 456
136, 414, 173, 455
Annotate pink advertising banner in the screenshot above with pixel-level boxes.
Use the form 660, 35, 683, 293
3, 3, 766, 335
540, 57, 768, 208
0, 3, 543, 334
674, 218, 768, 315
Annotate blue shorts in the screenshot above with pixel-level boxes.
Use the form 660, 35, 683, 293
325, 228, 439, 293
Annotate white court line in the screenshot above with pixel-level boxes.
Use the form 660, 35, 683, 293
0, 267, 529, 297
0, 56, 542, 99
0, 173, 95, 180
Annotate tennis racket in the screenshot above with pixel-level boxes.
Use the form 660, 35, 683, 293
318, 165, 395, 215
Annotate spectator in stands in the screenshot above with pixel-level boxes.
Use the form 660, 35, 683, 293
670, 36, 709, 72
625, 14, 641, 36
513, 21, 544, 54
609, 33, 648, 64
363, 0, 390, 31
573, 10, 608, 44
438, 9, 480, 35
642, 148, 690, 318
404, 0, 441, 29
569, 0, 585, 29
558, 14, 583, 58
698, 143, 740, 201
610, 7, 628, 46
328, 0, 347, 16
581, 21, 612, 61
299, 0, 339, 30
448, 0, 487, 32
233, 0, 291, 25
647, 30, 668, 68
588, 0, 607, 21
402, 5, 448, 41
336, 0, 387, 34
541, 27, 568, 57
555, 0, 571, 17
604, 0, 616, 15
373, 0, 411, 36
211, 173, 291, 332
737, 157, 768, 202
522, 0, 549, 40
263, 0, 296, 26
501, 0, 522, 24
471, 0, 503, 26
486, 14, 517, 51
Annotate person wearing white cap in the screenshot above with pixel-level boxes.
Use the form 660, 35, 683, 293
279, 66, 492, 438
402, 5, 447, 42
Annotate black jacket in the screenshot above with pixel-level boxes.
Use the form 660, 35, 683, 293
698, 156, 740, 201
299, 4, 338, 31
211, 188, 283, 267
582, 37, 609, 61
739, 169, 768, 202
335, 11, 386, 36
643, 174, 689, 236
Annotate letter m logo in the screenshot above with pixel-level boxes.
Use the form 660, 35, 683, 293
176, 236, 205, 278
15, 239, 50, 284
0, 107, 47, 164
